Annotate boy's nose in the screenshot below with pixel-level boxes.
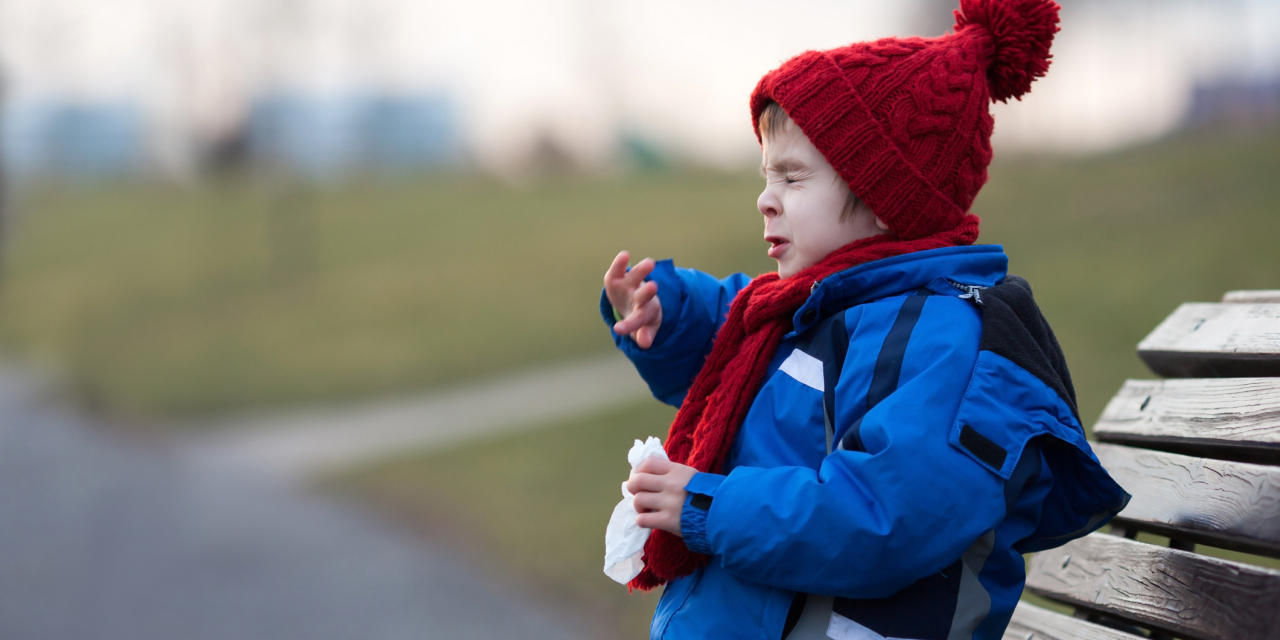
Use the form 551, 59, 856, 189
757, 190, 780, 218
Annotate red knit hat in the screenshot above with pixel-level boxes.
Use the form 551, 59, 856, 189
751, 0, 1060, 240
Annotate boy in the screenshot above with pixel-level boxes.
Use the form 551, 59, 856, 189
602, 1, 1129, 639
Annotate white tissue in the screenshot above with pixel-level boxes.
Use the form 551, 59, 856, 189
603, 436, 668, 584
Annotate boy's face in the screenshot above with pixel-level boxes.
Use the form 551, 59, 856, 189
758, 116, 885, 279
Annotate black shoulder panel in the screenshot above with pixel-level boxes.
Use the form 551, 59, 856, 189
976, 276, 1080, 424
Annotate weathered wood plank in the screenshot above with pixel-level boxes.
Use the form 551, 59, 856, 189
1004, 601, 1142, 640
1224, 290, 1280, 304
1137, 303, 1280, 378
1094, 378, 1280, 464
1025, 533, 1280, 640
1095, 442, 1280, 557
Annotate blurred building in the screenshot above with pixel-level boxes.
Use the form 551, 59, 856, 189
2, 100, 144, 179
246, 93, 459, 177
1186, 77, 1280, 129
0, 0, 1277, 180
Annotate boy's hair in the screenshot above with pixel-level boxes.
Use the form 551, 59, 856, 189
757, 101, 866, 222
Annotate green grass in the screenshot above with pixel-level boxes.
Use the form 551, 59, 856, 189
326, 400, 676, 640
3, 127, 1277, 421
0, 172, 772, 418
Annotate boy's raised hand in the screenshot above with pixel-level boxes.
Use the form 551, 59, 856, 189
604, 251, 663, 349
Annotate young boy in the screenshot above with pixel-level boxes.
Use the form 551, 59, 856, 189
602, 1, 1129, 639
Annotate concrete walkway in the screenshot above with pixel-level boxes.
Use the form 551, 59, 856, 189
0, 366, 599, 640
178, 352, 650, 480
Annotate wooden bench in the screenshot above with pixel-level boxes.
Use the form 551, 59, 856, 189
1004, 290, 1280, 640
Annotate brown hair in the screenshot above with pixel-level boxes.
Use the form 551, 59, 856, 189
758, 101, 866, 221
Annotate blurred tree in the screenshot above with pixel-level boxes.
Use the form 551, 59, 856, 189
203, 125, 251, 176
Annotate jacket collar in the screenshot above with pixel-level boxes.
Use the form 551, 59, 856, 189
788, 245, 1008, 336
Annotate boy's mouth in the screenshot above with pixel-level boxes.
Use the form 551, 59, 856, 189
765, 236, 789, 259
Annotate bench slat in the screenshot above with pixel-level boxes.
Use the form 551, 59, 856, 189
1095, 442, 1280, 557
1137, 303, 1280, 378
1224, 290, 1280, 303
1004, 601, 1141, 640
1025, 533, 1280, 640
1093, 378, 1280, 464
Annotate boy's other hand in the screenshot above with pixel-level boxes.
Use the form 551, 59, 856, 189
604, 251, 663, 349
626, 457, 697, 537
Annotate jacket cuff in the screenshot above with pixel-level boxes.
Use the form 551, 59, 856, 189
681, 472, 725, 555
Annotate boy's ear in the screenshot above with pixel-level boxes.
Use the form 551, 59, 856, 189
875, 217, 890, 232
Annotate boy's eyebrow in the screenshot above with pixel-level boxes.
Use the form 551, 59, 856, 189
762, 157, 808, 175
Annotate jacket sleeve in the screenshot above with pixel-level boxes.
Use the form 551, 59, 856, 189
679, 296, 1009, 598
600, 259, 750, 407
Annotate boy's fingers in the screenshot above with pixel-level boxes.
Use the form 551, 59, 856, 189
615, 291, 659, 334
632, 492, 658, 512
626, 472, 661, 494
633, 492, 679, 515
622, 257, 655, 290
636, 511, 677, 534
604, 252, 633, 313
604, 251, 630, 284
632, 281, 658, 309
617, 311, 654, 343
636, 318, 662, 349
634, 456, 672, 475
613, 305, 641, 334
612, 315, 637, 336
613, 299, 656, 336
635, 326, 653, 349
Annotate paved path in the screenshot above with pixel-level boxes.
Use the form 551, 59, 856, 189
0, 367, 593, 640
178, 352, 649, 480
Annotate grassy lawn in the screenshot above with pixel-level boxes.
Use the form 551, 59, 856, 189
1, 126, 1277, 422
0, 172, 770, 418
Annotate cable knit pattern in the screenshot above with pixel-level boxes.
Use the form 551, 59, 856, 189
751, 0, 1059, 240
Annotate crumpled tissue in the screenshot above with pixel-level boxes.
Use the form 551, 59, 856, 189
603, 436, 668, 584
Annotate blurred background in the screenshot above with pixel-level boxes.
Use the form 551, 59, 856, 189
0, 0, 1277, 638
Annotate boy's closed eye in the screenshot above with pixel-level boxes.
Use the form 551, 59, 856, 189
762, 161, 810, 185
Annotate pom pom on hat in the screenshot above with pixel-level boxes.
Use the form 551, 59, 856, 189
954, 0, 1061, 102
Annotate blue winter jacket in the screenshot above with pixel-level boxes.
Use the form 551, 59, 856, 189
601, 245, 1129, 640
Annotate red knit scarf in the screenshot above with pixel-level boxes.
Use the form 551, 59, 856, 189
629, 216, 980, 591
